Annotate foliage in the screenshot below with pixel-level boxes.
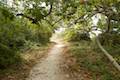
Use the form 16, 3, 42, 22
63, 28, 91, 41
0, 43, 21, 68
98, 32, 120, 64
0, 4, 53, 68
98, 33, 120, 46
68, 42, 120, 80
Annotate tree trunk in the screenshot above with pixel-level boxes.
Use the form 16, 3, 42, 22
96, 36, 120, 71
91, 32, 120, 71
106, 17, 111, 33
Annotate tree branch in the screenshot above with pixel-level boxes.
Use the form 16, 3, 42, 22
43, 4, 53, 18
16, 13, 38, 24
16, 3, 53, 24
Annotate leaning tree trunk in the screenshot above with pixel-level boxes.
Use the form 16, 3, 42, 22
96, 37, 120, 71
92, 32, 120, 71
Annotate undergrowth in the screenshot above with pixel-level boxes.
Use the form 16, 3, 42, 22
68, 41, 120, 80
0, 43, 51, 80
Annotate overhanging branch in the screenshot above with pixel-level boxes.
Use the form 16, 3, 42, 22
43, 4, 53, 17
16, 3, 53, 24
16, 13, 38, 23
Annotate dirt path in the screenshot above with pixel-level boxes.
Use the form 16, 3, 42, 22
26, 40, 71, 80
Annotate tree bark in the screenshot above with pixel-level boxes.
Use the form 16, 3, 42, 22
91, 32, 120, 71
106, 17, 111, 33
96, 36, 120, 71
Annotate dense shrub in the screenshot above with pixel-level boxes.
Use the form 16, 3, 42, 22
63, 28, 91, 41
98, 32, 120, 46
0, 5, 53, 68
0, 43, 21, 68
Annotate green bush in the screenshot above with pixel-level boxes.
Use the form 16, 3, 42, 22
0, 5, 53, 68
63, 28, 91, 41
0, 43, 21, 68
98, 33, 120, 46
